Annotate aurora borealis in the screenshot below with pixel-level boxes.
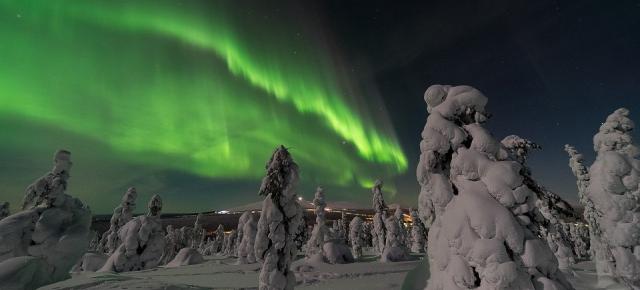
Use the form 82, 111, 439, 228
2, 1, 639, 214
0, 1, 406, 213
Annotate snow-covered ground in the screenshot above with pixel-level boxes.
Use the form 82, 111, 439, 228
40, 251, 422, 290
39, 252, 624, 290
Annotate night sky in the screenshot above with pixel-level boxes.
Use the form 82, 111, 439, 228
1, 0, 638, 214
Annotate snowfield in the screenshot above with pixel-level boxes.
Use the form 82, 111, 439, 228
39, 254, 624, 290
40, 251, 422, 290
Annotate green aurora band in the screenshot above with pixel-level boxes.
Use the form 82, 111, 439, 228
0, 1, 407, 212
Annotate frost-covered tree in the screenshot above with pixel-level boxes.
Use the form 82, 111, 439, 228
417, 85, 573, 289
192, 213, 204, 249
349, 216, 364, 259
566, 108, 640, 288
98, 187, 137, 254
0, 150, 92, 289
409, 208, 427, 253
337, 211, 348, 242
362, 221, 373, 247
254, 146, 303, 290
237, 213, 258, 264
568, 223, 589, 260
0, 202, 9, 221
393, 206, 407, 246
381, 213, 411, 262
212, 224, 225, 254
160, 225, 178, 265
305, 186, 329, 259
223, 229, 237, 256
371, 179, 387, 255
99, 194, 165, 272
235, 211, 251, 257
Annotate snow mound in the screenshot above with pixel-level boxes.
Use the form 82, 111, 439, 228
165, 247, 204, 267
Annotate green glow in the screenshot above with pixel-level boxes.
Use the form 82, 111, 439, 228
0, 1, 406, 210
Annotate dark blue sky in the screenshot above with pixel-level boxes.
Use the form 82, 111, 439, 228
322, 0, 640, 203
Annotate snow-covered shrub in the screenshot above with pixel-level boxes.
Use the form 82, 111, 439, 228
566, 108, 640, 288
418, 85, 573, 289
0, 202, 9, 220
166, 247, 204, 267
99, 194, 165, 272
0, 150, 92, 290
254, 146, 303, 290
409, 208, 427, 253
381, 214, 410, 262
237, 213, 257, 264
97, 187, 137, 254
305, 186, 329, 259
349, 216, 364, 259
371, 179, 387, 254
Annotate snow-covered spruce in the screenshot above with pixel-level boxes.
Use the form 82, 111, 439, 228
235, 211, 252, 257
570, 108, 640, 288
223, 229, 237, 256
212, 224, 225, 254
97, 187, 137, 254
192, 213, 204, 249
393, 205, 407, 247
305, 186, 329, 259
565, 144, 617, 284
567, 223, 589, 260
381, 212, 411, 262
160, 225, 178, 265
254, 146, 304, 290
418, 85, 573, 289
0, 150, 92, 290
362, 221, 373, 248
99, 194, 165, 273
409, 208, 427, 253
337, 211, 348, 242
0, 202, 9, 220
294, 213, 310, 252
371, 179, 387, 255
349, 216, 364, 259
237, 213, 257, 264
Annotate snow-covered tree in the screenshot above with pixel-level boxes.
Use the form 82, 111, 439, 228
177, 226, 193, 250
237, 213, 257, 264
393, 206, 407, 246
305, 186, 329, 259
568, 223, 589, 260
0, 150, 92, 289
337, 211, 348, 242
98, 187, 137, 254
223, 229, 237, 256
566, 108, 640, 288
362, 221, 373, 247
235, 211, 251, 257
192, 213, 204, 249
99, 194, 165, 272
294, 213, 310, 252
371, 179, 387, 255
212, 224, 225, 254
381, 213, 411, 262
417, 85, 573, 289
254, 146, 304, 290
409, 208, 427, 253
160, 225, 178, 265
0, 202, 9, 221
349, 216, 364, 259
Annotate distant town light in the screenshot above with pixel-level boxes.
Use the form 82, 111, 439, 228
298, 196, 303, 201
218, 210, 229, 214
